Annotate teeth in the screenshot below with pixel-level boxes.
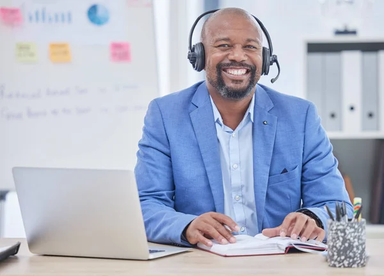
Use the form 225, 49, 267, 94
226, 69, 247, 76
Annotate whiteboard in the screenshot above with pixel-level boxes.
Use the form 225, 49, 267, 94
0, 0, 158, 190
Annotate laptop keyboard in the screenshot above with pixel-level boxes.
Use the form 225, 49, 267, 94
149, 249, 166, 254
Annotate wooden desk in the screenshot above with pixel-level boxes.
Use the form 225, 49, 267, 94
1, 238, 383, 276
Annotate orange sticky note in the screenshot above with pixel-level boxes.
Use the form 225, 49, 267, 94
49, 43, 71, 63
110, 42, 131, 62
0, 7, 23, 25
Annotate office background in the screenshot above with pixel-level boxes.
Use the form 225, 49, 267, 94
1, 0, 383, 237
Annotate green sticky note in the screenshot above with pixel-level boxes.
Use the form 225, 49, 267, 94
16, 42, 38, 62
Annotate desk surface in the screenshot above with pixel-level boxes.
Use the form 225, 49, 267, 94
1, 238, 384, 276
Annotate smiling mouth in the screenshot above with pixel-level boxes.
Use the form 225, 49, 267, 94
223, 68, 250, 76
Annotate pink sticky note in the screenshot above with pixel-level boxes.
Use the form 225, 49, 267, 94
0, 7, 23, 25
110, 42, 131, 62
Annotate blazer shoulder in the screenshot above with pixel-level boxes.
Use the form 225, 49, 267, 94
155, 81, 203, 108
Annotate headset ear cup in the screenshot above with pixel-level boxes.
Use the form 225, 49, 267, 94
193, 43, 205, 72
187, 47, 197, 69
262, 47, 270, 75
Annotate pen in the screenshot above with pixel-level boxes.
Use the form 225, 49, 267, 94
343, 201, 348, 222
340, 201, 348, 222
324, 205, 335, 221
335, 202, 341, 222
340, 202, 344, 217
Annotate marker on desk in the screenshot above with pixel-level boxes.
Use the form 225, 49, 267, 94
353, 197, 362, 222
353, 205, 363, 222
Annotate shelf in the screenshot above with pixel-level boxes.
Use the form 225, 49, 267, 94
327, 132, 384, 139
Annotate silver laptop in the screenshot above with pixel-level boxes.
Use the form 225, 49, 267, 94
12, 167, 190, 260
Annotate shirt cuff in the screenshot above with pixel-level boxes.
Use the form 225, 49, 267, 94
180, 220, 194, 245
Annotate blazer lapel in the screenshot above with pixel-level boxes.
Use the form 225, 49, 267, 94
189, 83, 224, 214
253, 85, 277, 232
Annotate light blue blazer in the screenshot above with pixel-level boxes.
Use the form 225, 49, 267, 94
135, 81, 352, 246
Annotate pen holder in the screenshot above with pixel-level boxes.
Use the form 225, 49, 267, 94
327, 219, 366, 268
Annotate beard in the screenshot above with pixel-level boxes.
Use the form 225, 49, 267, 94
207, 62, 257, 100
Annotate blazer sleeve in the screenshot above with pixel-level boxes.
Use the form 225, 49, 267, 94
134, 99, 196, 246
299, 102, 353, 235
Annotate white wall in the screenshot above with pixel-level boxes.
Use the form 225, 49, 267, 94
153, 0, 170, 96
3, 192, 25, 237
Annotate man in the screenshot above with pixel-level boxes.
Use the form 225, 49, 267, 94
135, 8, 352, 247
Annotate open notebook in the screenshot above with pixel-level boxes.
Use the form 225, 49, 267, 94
197, 234, 327, 257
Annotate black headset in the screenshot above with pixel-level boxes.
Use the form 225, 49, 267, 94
187, 9, 280, 83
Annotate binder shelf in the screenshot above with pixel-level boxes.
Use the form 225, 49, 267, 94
306, 41, 384, 139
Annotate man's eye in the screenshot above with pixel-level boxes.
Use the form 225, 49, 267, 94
217, 44, 230, 48
245, 45, 257, 49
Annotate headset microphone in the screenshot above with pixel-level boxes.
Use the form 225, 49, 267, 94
187, 9, 281, 83
270, 55, 280, 83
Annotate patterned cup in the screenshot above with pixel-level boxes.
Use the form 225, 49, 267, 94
327, 219, 366, 268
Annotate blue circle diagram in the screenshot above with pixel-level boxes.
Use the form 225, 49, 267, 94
87, 4, 109, 26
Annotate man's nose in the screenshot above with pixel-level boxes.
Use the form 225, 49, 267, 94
228, 45, 247, 62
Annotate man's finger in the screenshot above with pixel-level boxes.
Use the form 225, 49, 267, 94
279, 213, 297, 237
209, 219, 236, 244
197, 222, 229, 245
262, 226, 281, 237
218, 224, 236, 243
309, 233, 317, 240
315, 229, 326, 242
211, 213, 240, 232
290, 214, 307, 239
195, 231, 213, 247
286, 224, 295, 236
300, 219, 316, 242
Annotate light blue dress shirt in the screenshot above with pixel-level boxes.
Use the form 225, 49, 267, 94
210, 95, 258, 236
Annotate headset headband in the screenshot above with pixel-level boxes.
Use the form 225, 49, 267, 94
188, 9, 274, 56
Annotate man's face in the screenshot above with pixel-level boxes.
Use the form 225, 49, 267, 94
204, 14, 263, 100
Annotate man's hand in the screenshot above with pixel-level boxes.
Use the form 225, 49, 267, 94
262, 212, 325, 242
185, 212, 240, 247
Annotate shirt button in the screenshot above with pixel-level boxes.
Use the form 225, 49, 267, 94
235, 195, 240, 201
232, 133, 236, 138
240, 227, 245, 232
232, 163, 238, 170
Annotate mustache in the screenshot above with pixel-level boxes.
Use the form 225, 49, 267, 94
217, 62, 256, 71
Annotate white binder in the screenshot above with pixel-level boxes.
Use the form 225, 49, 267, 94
324, 52, 342, 131
379, 51, 384, 132
341, 51, 362, 134
361, 51, 379, 131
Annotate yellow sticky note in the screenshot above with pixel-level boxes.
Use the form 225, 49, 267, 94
16, 42, 38, 62
49, 43, 71, 63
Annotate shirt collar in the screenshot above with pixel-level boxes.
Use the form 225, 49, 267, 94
210, 93, 255, 127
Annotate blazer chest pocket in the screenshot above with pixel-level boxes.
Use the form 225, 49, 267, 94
268, 165, 299, 186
